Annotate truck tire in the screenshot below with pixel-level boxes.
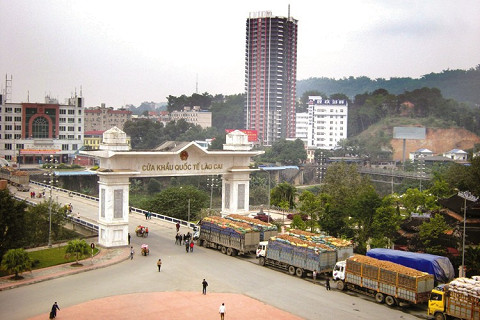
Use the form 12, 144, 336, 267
226, 247, 233, 256
259, 257, 266, 266
433, 312, 445, 320
385, 296, 396, 307
220, 246, 227, 254
295, 268, 304, 277
336, 281, 345, 291
375, 292, 385, 303
288, 266, 296, 275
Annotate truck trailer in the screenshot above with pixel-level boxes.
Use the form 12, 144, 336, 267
257, 234, 337, 277
428, 277, 480, 320
366, 248, 455, 284
225, 214, 278, 241
199, 216, 262, 256
334, 255, 435, 307
0, 167, 30, 191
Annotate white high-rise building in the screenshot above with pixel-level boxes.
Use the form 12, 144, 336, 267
296, 96, 348, 150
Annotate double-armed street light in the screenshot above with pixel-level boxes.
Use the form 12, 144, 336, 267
457, 190, 479, 277
44, 154, 58, 248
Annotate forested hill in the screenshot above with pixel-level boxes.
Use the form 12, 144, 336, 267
297, 65, 480, 106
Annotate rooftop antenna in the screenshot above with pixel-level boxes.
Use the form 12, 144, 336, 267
288, 4, 290, 19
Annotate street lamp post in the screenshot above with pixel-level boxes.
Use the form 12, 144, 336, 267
187, 198, 191, 228
44, 155, 57, 248
457, 190, 479, 277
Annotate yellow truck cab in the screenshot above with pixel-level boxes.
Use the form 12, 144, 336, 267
427, 285, 446, 320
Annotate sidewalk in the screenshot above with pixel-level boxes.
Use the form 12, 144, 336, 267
0, 245, 130, 291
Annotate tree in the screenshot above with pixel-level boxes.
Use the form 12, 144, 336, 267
259, 139, 307, 165
298, 191, 320, 232
270, 182, 297, 209
1, 248, 31, 279
147, 185, 208, 221
65, 239, 90, 265
465, 246, 480, 277
290, 214, 306, 231
0, 189, 28, 260
25, 200, 68, 247
419, 213, 455, 255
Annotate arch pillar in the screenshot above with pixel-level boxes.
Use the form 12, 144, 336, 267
221, 170, 253, 216
97, 171, 136, 247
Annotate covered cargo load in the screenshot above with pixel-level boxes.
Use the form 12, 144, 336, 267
287, 229, 353, 261
226, 214, 278, 241
366, 248, 455, 283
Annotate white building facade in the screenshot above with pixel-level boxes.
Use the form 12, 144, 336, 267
296, 96, 348, 150
0, 95, 84, 164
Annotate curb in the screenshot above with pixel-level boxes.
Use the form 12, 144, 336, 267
0, 247, 130, 291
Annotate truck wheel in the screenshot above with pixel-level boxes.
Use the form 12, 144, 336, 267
385, 296, 396, 307
226, 247, 233, 256
288, 266, 296, 275
259, 257, 266, 266
336, 281, 345, 291
221, 246, 227, 254
433, 313, 445, 320
295, 268, 304, 277
375, 292, 385, 303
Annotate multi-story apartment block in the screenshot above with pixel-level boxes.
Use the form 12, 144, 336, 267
0, 94, 84, 164
296, 96, 348, 150
244, 11, 298, 145
84, 104, 132, 131
169, 106, 211, 128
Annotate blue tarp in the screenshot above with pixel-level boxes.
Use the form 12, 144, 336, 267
366, 248, 455, 283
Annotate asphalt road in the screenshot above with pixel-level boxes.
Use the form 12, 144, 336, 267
2, 185, 430, 320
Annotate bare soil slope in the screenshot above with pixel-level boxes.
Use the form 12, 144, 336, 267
391, 127, 480, 160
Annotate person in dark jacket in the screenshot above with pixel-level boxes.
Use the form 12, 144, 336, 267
50, 302, 60, 319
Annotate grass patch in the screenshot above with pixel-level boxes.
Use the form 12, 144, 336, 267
28, 246, 99, 269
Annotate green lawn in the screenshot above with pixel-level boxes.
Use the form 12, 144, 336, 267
28, 246, 99, 269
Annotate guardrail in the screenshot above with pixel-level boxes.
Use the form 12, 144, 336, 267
28, 181, 196, 229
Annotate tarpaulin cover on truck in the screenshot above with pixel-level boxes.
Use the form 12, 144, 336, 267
366, 248, 455, 283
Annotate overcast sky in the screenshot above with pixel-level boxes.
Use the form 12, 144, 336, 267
1, 0, 479, 108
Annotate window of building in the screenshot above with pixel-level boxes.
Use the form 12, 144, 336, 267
59, 118, 66, 123
62, 144, 69, 151
78, 126, 81, 131
5, 143, 12, 150
68, 118, 75, 123
32, 117, 49, 138
5, 155, 11, 160
68, 126, 74, 131
15, 108, 21, 113
14, 116, 21, 121
14, 134, 21, 139
5, 108, 12, 113
72, 144, 78, 150
16, 144, 24, 149
78, 110, 81, 115
68, 110, 75, 115
68, 135, 74, 140
60, 109, 66, 114
5, 125, 12, 130
78, 135, 81, 140
59, 135, 66, 139
78, 119, 81, 123
5, 116, 12, 121
59, 126, 66, 131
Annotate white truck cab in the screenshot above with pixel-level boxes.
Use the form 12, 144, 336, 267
333, 260, 346, 281
256, 241, 268, 258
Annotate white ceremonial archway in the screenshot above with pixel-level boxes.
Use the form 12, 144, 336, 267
82, 127, 262, 248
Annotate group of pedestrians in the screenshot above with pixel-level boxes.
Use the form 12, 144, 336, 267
144, 211, 152, 220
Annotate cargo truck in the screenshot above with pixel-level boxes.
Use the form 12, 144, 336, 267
0, 167, 30, 191
198, 216, 262, 256
333, 255, 435, 307
257, 234, 337, 277
366, 248, 455, 284
428, 277, 480, 320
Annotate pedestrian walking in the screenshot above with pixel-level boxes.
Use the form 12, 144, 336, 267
325, 277, 331, 290
148, 211, 152, 219
202, 279, 208, 294
185, 240, 190, 253
175, 233, 179, 245
219, 303, 226, 320
130, 246, 134, 260
145, 212, 148, 220
190, 241, 194, 252
176, 222, 180, 232
128, 233, 131, 245
49, 302, 60, 319
312, 269, 317, 284
157, 258, 162, 272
